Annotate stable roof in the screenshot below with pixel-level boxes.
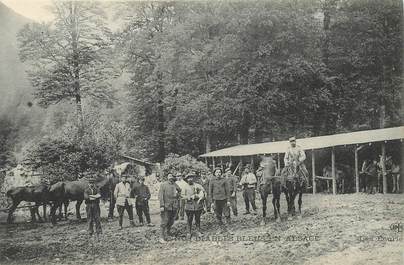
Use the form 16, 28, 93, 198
200, 126, 404, 157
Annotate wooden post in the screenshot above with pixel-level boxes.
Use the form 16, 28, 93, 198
381, 142, 387, 194
250, 156, 254, 171
205, 157, 208, 168
355, 145, 359, 193
229, 156, 232, 168
277, 153, 281, 169
220, 157, 224, 171
312, 149, 316, 195
332, 147, 336, 195
212, 157, 216, 170
239, 157, 243, 176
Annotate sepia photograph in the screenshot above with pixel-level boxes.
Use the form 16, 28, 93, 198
0, 0, 403, 264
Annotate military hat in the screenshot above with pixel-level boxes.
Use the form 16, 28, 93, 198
184, 173, 196, 180
167, 173, 176, 179
289, 136, 296, 142
213, 167, 222, 173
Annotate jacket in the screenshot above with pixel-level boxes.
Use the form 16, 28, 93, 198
175, 179, 189, 198
114, 182, 133, 206
226, 175, 238, 195
159, 181, 181, 210
284, 145, 306, 167
184, 183, 205, 211
239, 173, 257, 189
84, 185, 101, 204
133, 183, 151, 206
209, 176, 230, 201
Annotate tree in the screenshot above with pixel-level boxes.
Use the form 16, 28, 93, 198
18, 1, 116, 132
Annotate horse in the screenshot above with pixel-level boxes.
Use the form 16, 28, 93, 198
258, 156, 282, 224
6, 184, 49, 224
48, 177, 111, 225
360, 159, 379, 193
281, 163, 307, 220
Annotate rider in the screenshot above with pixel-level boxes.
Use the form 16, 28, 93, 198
284, 137, 309, 184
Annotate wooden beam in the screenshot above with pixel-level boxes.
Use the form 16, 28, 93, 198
239, 157, 243, 176
277, 153, 281, 169
332, 147, 337, 195
381, 143, 387, 194
355, 146, 359, 193
220, 157, 224, 171
250, 156, 254, 170
212, 157, 216, 170
312, 150, 316, 195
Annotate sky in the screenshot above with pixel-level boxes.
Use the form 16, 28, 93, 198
1, 0, 54, 21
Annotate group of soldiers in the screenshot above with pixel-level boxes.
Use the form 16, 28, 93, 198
83, 175, 154, 238
83, 137, 308, 243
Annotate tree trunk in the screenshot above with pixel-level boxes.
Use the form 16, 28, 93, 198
239, 111, 250, 144
70, 2, 84, 134
205, 133, 211, 153
156, 72, 165, 162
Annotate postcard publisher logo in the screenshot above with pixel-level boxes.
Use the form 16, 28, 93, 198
389, 223, 403, 233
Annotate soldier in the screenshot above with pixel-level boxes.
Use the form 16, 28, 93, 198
209, 167, 231, 229
83, 176, 102, 238
175, 174, 189, 220
133, 177, 154, 227
183, 173, 205, 239
114, 174, 135, 229
224, 167, 238, 217
239, 166, 258, 215
284, 137, 309, 184
159, 173, 181, 243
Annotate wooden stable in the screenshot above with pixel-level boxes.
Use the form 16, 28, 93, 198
200, 126, 404, 195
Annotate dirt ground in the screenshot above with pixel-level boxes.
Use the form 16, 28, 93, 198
0, 193, 403, 265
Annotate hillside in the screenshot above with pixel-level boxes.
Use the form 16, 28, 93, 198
0, 1, 34, 115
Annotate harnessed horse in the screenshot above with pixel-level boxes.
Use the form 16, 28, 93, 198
281, 162, 307, 220
258, 156, 283, 224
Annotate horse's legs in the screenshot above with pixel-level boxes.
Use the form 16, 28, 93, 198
272, 184, 281, 222
7, 200, 20, 224
64, 201, 69, 220
297, 191, 303, 218
34, 203, 43, 222
260, 190, 267, 218
392, 175, 396, 193
43, 203, 47, 221
50, 201, 61, 225
76, 200, 82, 220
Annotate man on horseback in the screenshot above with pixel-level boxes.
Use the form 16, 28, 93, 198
282, 137, 308, 220
284, 137, 309, 184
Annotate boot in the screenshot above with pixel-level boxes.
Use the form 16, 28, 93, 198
130, 220, 136, 227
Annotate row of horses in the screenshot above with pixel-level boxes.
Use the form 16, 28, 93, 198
6, 176, 118, 224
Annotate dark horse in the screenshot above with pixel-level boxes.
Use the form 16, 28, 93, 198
6, 184, 68, 224
6, 184, 49, 224
49, 177, 112, 225
281, 163, 307, 220
258, 156, 282, 224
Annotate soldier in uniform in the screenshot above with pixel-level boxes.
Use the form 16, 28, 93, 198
114, 174, 135, 229
224, 167, 238, 217
284, 137, 309, 184
209, 167, 231, 229
159, 173, 181, 243
183, 173, 205, 238
239, 167, 258, 215
84, 176, 102, 238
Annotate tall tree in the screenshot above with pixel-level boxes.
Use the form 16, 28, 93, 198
18, 1, 116, 132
